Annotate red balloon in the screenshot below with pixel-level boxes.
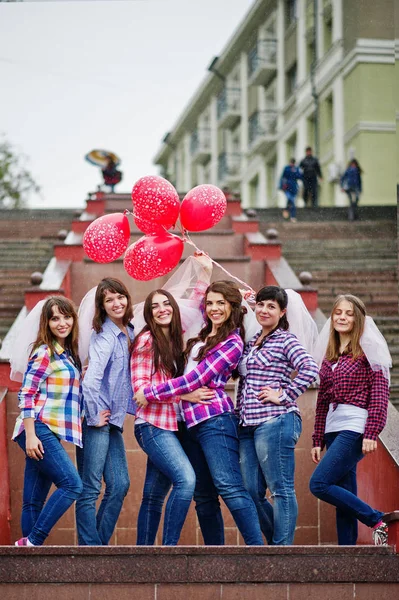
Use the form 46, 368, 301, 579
124, 233, 184, 281
131, 175, 180, 229
180, 184, 227, 232
83, 213, 130, 263
133, 213, 168, 235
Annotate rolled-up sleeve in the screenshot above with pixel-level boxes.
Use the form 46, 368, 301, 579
82, 333, 113, 426
143, 338, 243, 403
18, 347, 52, 419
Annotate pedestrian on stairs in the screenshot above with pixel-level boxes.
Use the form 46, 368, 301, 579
310, 294, 392, 545
340, 159, 363, 221
279, 158, 303, 223
299, 146, 323, 207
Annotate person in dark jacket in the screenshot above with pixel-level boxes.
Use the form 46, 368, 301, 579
279, 158, 303, 222
340, 159, 363, 221
102, 158, 122, 193
299, 147, 323, 207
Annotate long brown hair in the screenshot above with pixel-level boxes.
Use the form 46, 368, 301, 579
131, 289, 185, 377
92, 277, 133, 333
31, 296, 81, 369
185, 280, 246, 363
325, 294, 366, 361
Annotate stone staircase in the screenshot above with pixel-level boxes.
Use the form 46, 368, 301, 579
259, 219, 398, 406
0, 239, 55, 343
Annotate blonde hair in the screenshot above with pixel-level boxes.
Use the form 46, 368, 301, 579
325, 294, 366, 361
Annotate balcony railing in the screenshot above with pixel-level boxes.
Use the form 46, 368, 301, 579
248, 110, 278, 154
190, 129, 211, 165
217, 152, 241, 185
217, 87, 241, 129
248, 39, 277, 86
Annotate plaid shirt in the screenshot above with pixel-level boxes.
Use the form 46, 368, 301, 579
12, 342, 83, 447
143, 331, 244, 428
312, 354, 389, 448
236, 329, 318, 426
130, 330, 179, 430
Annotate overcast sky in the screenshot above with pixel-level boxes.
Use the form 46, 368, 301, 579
0, 0, 253, 208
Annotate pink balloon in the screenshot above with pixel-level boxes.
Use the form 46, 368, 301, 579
180, 184, 227, 232
83, 213, 130, 263
131, 175, 180, 229
124, 233, 184, 281
133, 213, 168, 235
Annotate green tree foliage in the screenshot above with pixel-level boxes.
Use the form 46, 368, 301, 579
0, 137, 40, 208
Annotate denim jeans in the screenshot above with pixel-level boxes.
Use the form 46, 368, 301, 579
345, 189, 360, 221
178, 420, 225, 545
75, 420, 130, 545
239, 411, 302, 545
15, 421, 82, 546
187, 412, 264, 546
309, 430, 384, 545
303, 179, 318, 207
135, 421, 196, 545
284, 191, 297, 219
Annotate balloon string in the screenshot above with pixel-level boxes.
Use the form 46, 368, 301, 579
183, 232, 255, 293
124, 213, 254, 293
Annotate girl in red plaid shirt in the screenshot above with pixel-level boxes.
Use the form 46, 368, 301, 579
310, 294, 391, 545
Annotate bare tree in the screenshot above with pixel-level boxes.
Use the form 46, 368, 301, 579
0, 137, 40, 209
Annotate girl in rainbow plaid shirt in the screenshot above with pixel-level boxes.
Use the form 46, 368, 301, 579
13, 297, 83, 547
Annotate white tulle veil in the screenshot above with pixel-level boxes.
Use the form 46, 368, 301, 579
242, 288, 318, 354
313, 315, 392, 383
9, 299, 47, 382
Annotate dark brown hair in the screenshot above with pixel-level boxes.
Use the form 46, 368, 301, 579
31, 296, 81, 369
92, 277, 133, 333
185, 280, 246, 364
325, 294, 366, 361
132, 289, 185, 377
255, 286, 289, 334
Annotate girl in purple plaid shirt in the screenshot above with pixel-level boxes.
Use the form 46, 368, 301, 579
310, 294, 391, 545
237, 286, 318, 545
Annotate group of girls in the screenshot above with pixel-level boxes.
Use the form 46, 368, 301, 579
11, 253, 391, 548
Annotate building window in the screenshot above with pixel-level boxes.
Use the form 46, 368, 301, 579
285, 0, 297, 26
323, 15, 333, 53
285, 63, 297, 99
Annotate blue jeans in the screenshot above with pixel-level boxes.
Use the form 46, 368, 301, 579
179, 420, 225, 544
309, 430, 384, 545
345, 189, 360, 221
75, 420, 130, 545
15, 421, 82, 546
135, 421, 196, 545
188, 412, 264, 545
284, 191, 297, 219
239, 411, 302, 545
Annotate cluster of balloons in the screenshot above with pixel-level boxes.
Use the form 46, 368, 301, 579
82, 176, 227, 281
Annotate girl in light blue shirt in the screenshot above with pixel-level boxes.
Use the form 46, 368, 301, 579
76, 277, 134, 546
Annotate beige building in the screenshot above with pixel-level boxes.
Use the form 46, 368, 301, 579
154, 0, 396, 209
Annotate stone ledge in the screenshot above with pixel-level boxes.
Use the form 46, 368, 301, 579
1, 546, 398, 584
